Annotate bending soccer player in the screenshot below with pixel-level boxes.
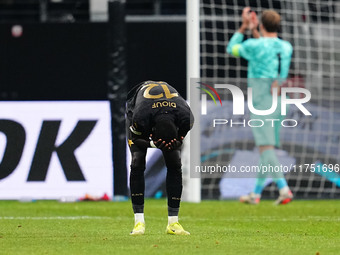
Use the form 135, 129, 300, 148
227, 8, 293, 205
126, 81, 194, 235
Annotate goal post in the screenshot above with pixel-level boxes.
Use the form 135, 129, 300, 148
182, 0, 201, 203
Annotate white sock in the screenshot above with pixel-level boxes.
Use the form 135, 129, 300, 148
252, 193, 261, 198
134, 213, 145, 224
279, 186, 290, 195
168, 216, 178, 225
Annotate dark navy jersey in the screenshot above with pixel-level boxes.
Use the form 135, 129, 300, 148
126, 81, 194, 140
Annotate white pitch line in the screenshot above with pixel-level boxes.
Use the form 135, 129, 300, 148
0, 216, 112, 220
179, 216, 340, 222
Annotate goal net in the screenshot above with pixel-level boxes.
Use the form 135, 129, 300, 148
194, 0, 340, 199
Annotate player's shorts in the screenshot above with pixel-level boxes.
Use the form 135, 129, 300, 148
250, 96, 287, 147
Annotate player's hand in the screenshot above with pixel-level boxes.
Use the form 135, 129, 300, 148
170, 139, 183, 150
248, 11, 259, 30
271, 80, 281, 96
152, 139, 167, 150
149, 135, 167, 151
164, 136, 184, 152
241, 7, 251, 29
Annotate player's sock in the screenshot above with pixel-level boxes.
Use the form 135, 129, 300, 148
130, 206, 145, 235
276, 179, 289, 191
278, 186, 290, 196
254, 178, 266, 195
168, 206, 179, 216
252, 150, 272, 195
253, 149, 287, 196
134, 213, 145, 224
166, 169, 183, 209
168, 206, 179, 225
259, 149, 293, 205
130, 165, 145, 214
260, 149, 290, 192
261, 149, 289, 190
163, 151, 184, 228
168, 216, 179, 225
132, 204, 144, 214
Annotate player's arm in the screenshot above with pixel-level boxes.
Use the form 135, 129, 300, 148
226, 32, 244, 57
239, 7, 251, 33
131, 134, 167, 150
271, 43, 293, 95
226, 7, 251, 57
130, 127, 177, 151
226, 7, 256, 59
279, 43, 293, 79
129, 125, 152, 149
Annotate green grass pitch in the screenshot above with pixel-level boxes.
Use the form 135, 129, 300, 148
0, 199, 339, 255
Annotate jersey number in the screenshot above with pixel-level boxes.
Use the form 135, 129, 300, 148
142, 83, 178, 99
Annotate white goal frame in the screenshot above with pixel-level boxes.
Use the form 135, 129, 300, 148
182, 0, 201, 203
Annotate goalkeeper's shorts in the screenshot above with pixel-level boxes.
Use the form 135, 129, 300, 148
250, 100, 287, 147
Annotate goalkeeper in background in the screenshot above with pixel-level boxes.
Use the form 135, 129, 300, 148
227, 8, 293, 205
126, 81, 194, 235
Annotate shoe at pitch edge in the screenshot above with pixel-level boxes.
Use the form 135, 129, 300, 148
166, 222, 190, 235
275, 190, 293, 205
130, 222, 145, 236
239, 192, 261, 205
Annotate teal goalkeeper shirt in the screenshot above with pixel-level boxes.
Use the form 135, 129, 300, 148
226, 32, 293, 106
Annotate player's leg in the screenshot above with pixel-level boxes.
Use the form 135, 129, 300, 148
242, 112, 284, 204
127, 120, 147, 235
272, 116, 293, 205
241, 144, 292, 204
129, 146, 147, 235
163, 149, 190, 235
259, 146, 293, 204
239, 146, 268, 204
240, 116, 275, 204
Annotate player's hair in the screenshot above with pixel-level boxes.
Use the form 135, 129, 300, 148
261, 9, 281, 33
153, 115, 178, 143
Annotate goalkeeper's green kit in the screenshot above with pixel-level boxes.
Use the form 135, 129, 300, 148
227, 32, 293, 146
